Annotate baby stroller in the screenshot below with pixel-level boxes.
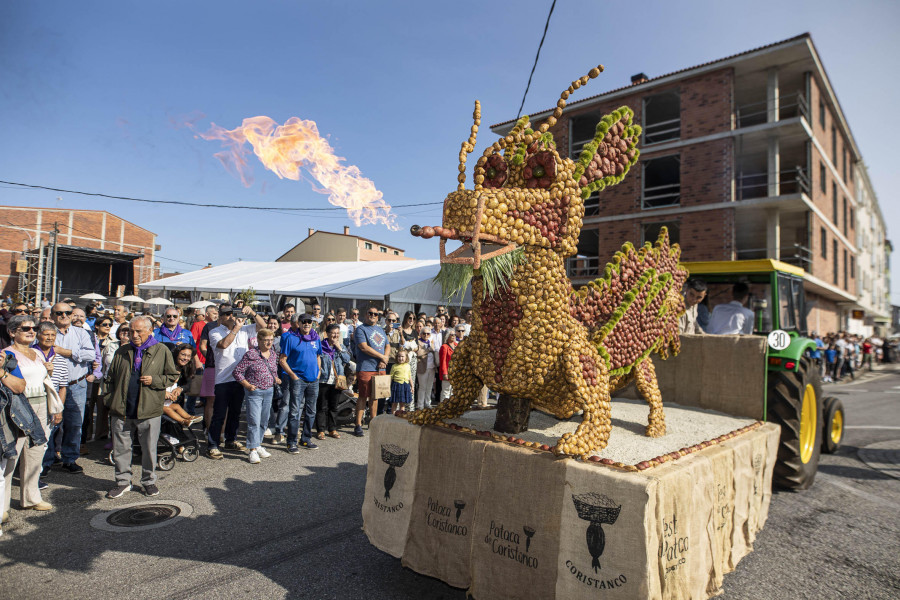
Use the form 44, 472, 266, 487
107, 415, 201, 471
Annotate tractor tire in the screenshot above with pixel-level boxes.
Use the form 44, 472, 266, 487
767, 356, 823, 490
821, 396, 844, 454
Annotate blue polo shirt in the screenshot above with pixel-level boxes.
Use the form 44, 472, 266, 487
152, 326, 196, 348
280, 332, 322, 382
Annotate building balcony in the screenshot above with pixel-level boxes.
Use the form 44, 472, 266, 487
566, 256, 601, 281
735, 91, 809, 129
737, 166, 809, 201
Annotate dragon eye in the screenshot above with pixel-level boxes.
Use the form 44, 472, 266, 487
483, 154, 508, 189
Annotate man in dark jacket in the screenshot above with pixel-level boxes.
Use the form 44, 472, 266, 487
104, 316, 178, 499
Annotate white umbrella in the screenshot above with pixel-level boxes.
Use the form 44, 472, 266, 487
188, 300, 215, 309
118, 295, 145, 303
80, 292, 106, 300
145, 298, 174, 307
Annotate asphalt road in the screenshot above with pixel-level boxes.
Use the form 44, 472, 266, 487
1, 366, 898, 600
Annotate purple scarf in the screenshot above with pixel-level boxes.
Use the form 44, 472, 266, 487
158, 324, 183, 342
289, 328, 320, 343
321, 338, 338, 359
131, 337, 158, 371
33, 344, 55, 362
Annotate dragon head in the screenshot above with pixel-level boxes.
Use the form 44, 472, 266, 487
414, 66, 642, 299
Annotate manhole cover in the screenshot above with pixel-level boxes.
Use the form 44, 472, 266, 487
858, 440, 900, 480
91, 500, 193, 532
107, 504, 181, 527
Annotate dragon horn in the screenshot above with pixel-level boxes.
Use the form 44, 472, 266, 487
457, 101, 481, 191
536, 65, 604, 134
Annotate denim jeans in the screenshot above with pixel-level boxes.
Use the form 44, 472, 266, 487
183, 395, 200, 416
268, 378, 290, 434
245, 387, 273, 450
61, 379, 88, 464
42, 424, 62, 469
207, 381, 245, 449
287, 378, 318, 445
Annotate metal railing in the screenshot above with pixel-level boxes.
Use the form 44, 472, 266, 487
642, 182, 681, 208
736, 165, 809, 200
642, 117, 681, 145
735, 243, 812, 269
735, 92, 809, 128
566, 256, 601, 279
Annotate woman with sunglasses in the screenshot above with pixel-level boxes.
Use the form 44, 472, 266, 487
90, 317, 115, 441
3, 315, 58, 516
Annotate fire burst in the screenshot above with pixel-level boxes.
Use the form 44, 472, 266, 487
195, 116, 395, 229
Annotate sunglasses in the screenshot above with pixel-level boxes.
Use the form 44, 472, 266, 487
12, 309, 27, 314
54, 310, 73, 316
99, 321, 113, 327
17, 325, 36, 332
367, 311, 379, 316
220, 311, 233, 316
300, 320, 314, 325
165, 314, 179, 318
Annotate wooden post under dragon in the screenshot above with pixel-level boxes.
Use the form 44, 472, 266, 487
493, 394, 533, 433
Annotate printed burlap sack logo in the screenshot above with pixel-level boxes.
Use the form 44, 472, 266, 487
380, 443, 409, 501
484, 520, 539, 569
571, 492, 622, 573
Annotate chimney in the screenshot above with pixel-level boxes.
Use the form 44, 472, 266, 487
308, 228, 315, 238
343, 226, 350, 236
631, 73, 649, 85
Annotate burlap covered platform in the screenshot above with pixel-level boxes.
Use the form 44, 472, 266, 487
362, 414, 780, 600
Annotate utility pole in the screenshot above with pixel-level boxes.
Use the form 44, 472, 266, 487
49, 222, 59, 304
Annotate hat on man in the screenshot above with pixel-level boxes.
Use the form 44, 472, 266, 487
297, 313, 315, 324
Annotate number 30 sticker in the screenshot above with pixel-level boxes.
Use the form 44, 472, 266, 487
767, 329, 790, 351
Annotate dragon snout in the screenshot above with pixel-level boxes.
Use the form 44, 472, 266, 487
410, 224, 459, 240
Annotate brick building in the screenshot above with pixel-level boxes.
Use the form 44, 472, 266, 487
0, 206, 160, 302
492, 33, 891, 334
276, 226, 413, 262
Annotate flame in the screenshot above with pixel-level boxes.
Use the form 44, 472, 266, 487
194, 116, 395, 229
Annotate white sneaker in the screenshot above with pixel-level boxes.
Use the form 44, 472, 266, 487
256, 447, 271, 458
264, 428, 272, 438
248, 450, 261, 464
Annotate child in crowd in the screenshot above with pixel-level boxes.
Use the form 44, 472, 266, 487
390, 348, 413, 413
823, 343, 838, 383
164, 385, 203, 426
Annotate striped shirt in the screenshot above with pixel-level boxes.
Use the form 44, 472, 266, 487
33, 346, 69, 391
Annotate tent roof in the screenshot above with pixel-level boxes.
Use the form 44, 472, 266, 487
138, 260, 455, 301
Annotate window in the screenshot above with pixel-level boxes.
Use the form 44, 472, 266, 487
842, 149, 847, 182
849, 207, 854, 230
819, 98, 825, 128
850, 255, 855, 279
642, 155, 681, 209
393, 250, 400, 255
831, 126, 837, 165
380, 246, 387, 253
364, 242, 373, 250
832, 183, 838, 226
641, 222, 680, 246
843, 198, 848, 236
832, 240, 838, 285
569, 111, 606, 156
642, 91, 681, 144
820, 227, 827, 259
819, 162, 826, 193
843, 249, 848, 289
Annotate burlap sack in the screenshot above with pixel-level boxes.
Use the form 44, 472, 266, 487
402, 427, 489, 589
556, 460, 656, 599
362, 415, 422, 558
720, 432, 754, 567
469, 443, 566, 600
756, 424, 780, 528
702, 444, 736, 595
649, 454, 715, 600
745, 431, 771, 544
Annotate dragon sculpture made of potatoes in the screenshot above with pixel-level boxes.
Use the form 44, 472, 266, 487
408, 65, 688, 459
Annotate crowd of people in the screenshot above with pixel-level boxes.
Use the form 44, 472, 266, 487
0, 296, 476, 521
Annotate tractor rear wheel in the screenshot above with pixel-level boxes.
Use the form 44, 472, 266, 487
767, 356, 823, 490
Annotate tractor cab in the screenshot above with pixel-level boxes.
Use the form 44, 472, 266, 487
680, 259, 808, 336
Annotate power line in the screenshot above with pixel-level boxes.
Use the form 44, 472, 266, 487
0, 179, 443, 212
516, 0, 557, 119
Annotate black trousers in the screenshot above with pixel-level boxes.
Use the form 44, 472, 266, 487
316, 383, 340, 433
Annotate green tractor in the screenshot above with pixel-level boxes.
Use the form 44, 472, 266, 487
680, 259, 844, 490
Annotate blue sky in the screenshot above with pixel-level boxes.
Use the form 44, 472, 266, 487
1, 1, 897, 301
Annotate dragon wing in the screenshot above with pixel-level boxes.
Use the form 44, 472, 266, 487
569, 228, 688, 376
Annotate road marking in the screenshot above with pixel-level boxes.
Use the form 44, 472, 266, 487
885, 391, 900, 394
844, 426, 900, 430
818, 474, 900, 510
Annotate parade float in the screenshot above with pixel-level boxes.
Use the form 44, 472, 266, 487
362, 65, 781, 599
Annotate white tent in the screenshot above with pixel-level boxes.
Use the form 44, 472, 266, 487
138, 260, 470, 313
